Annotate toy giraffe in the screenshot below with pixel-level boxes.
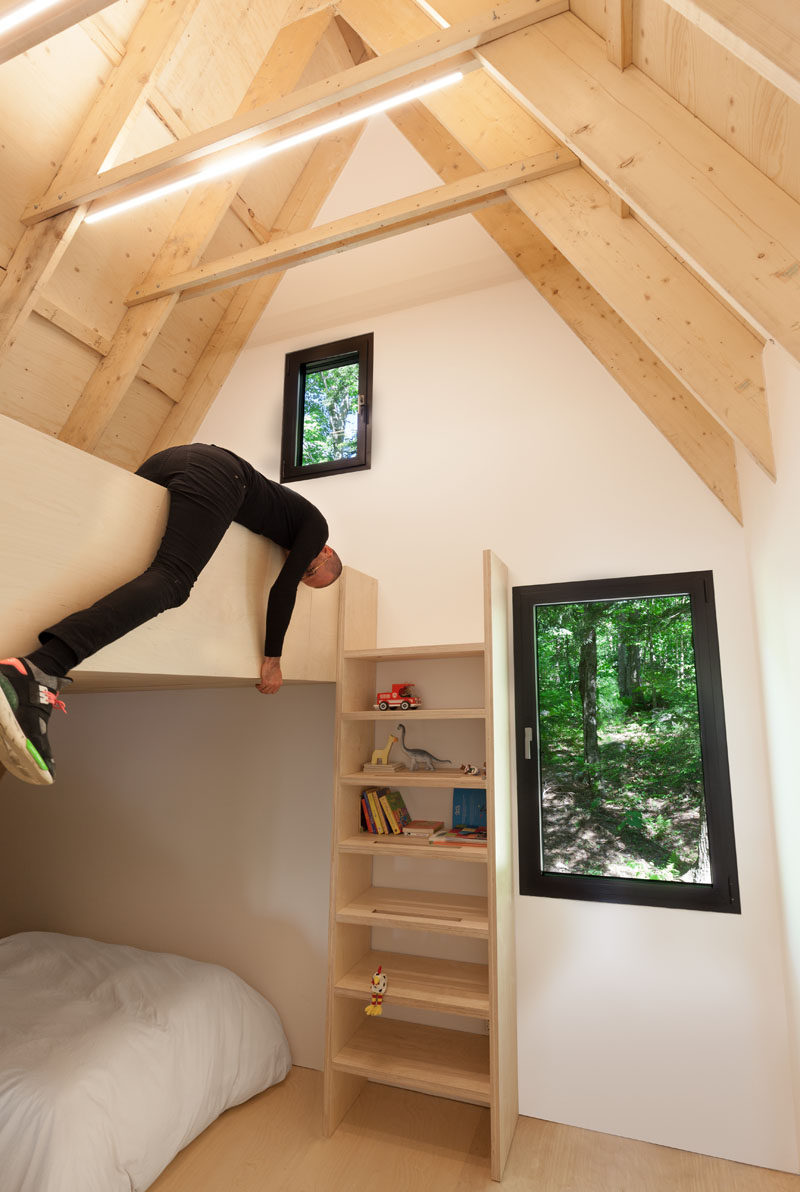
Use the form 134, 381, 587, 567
370, 733, 398, 767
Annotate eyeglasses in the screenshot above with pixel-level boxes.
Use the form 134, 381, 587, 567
303, 557, 327, 579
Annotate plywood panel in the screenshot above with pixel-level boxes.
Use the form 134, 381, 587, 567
0, 413, 340, 686
0, 32, 113, 263
569, 0, 606, 36
142, 289, 234, 400
637, 0, 800, 204
96, 0, 150, 44
0, 314, 99, 435
156, 0, 292, 134
95, 375, 175, 469
43, 105, 188, 339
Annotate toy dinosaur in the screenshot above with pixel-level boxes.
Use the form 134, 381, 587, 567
394, 722, 451, 771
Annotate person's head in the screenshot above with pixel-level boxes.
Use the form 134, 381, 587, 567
301, 544, 342, 589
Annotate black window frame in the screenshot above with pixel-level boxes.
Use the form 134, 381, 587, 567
280, 332, 373, 483
512, 570, 741, 914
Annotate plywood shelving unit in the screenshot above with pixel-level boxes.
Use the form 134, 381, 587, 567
323, 551, 517, 1181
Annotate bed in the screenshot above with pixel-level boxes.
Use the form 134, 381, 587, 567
0, 931, 292, 1192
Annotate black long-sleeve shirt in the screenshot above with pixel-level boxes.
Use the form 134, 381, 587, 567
219, 449, 328, 657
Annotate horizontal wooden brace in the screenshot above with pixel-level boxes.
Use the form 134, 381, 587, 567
125, 150, 578, 305
23, 0, 568, 224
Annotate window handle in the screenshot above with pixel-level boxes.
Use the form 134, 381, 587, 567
524, 727, 533, 761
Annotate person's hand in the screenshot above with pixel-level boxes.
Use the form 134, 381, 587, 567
257, 656, 283, 694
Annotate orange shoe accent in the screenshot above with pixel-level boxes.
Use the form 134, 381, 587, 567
0, 658, 26, 675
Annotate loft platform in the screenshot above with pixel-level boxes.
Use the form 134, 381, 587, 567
0, 416, 339, 691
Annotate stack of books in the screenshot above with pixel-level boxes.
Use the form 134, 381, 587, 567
360, 788, 412, 835
401, 819, 445, 839
428, 824, 487, 847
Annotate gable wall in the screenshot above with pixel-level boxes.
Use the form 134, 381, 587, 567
196, 274, 797, 1170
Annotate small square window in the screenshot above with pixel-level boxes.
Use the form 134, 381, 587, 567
280, 333, 373, 482
513, 571, 741, 913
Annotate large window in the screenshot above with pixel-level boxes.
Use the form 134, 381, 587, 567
513, 571, 740, 912
280, 332, 373, 482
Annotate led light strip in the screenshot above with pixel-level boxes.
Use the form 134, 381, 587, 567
84, 69, 465, 226
0, 0, 62, 36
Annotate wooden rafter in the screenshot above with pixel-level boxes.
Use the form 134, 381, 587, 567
56, 8, 352, 455
125, 150, 577, 305
23, 0, 568, 224
389, 101, 742, 523
336, 0, 773, 478
479, 11, 800, 362
0, 0, 204, 362
142, 127, 365, 463
0, 0, 118, 64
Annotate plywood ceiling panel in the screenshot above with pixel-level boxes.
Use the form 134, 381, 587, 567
156, 0, 292, 134
95, 375, 176, 468
638, 0, 800, 203
0, 34, 114, 263
0, 315, 100, 435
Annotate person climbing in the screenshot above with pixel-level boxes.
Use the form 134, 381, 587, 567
0, 443, 342, 787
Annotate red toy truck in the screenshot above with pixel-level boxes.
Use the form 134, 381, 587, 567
375, 683, 421, 711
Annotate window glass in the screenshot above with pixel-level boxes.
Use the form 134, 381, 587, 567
513, 572, 740, 912
281, 333, 372, 481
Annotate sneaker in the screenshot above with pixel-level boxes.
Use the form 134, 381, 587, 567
0, 658, 71, 786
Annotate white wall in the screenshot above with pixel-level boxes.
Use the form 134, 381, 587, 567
198, 277, 797, 1171
0, 682, 335, 1071
739, 342, 800, 1155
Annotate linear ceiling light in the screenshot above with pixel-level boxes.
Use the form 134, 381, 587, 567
0, 0, 62, 35
84, 69, 465, 227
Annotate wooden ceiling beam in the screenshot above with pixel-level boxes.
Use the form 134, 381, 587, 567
659, 0, 800, 105
0, 0, 203, 362
23, 0, 568, 224
389, 102, 742, 522
56, 8, 347, 454
338, 0, 773, 478
0, 0, 118, 64
479, 11, 800, 363
125, 150, 577, 305
142, 126, 365, 463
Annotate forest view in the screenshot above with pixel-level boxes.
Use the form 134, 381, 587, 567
535, 594, 711, 884
301, 358, 359, 466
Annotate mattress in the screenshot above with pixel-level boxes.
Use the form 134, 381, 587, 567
0, 931, 292, 1191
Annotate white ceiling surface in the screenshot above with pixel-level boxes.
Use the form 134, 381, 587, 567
247, 113, 520, 347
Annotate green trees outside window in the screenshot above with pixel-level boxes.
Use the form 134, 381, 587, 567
281, 333, 373, 482
513, 572, 740, 913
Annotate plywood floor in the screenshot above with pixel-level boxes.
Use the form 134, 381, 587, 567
149, 1066, 800, 1192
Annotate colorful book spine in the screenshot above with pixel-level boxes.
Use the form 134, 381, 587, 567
379, 793, 401, 834
361, 795, 377, 834
366, 788, 388, 833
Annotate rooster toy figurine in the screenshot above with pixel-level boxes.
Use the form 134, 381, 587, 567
365, 965, 388, 1016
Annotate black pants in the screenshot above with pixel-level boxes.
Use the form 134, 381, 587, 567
40, 445, 248, 666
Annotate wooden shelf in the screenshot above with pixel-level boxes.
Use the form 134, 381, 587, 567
344, 643, 484, 662
340, 770, 487, 789
331, 1018, 490, 1106
325, 557, 517, 1178
337, 886, 489, 938
335, 950, 489, 1018
342, 708, 486, 721
338, 834, 488, 863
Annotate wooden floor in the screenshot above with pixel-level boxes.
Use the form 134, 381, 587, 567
149, 1066, 800, 1192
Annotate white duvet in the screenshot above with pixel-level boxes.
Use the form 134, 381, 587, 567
0, 931, 291, 1192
